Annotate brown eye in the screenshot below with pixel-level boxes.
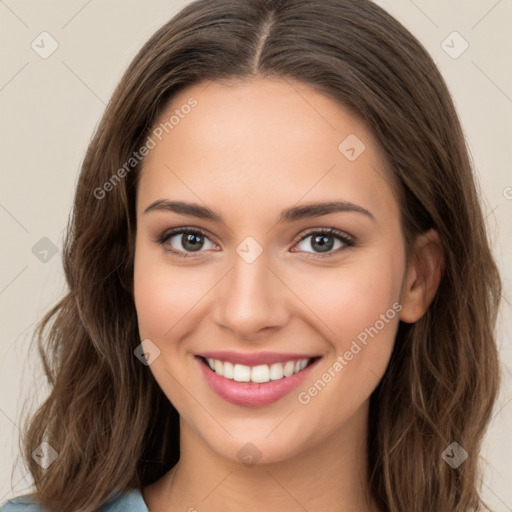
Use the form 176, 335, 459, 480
291, 228, 354, 257
157, 228, 216, 258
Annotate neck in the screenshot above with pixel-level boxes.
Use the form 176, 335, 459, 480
143, 401, 379, 512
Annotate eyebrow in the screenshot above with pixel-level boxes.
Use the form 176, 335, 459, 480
143, 199, 375, 223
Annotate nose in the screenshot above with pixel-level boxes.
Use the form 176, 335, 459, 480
212, 249, 290, 341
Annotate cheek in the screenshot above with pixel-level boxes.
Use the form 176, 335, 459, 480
289, 253, 403, 429
133, 243, 207, 340
288, 250, 405, 411
290, 250, 403, 342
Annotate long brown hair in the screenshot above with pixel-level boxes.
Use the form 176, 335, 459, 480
14, 1, 501, 510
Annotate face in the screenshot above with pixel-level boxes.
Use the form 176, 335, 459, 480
133, 77, 408, 465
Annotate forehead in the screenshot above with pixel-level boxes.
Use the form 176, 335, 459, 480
136, 78, 399, 227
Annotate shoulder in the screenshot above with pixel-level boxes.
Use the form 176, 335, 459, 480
103, 488, 149, 511
1, 489, 148, 511
1, 495, 45, 511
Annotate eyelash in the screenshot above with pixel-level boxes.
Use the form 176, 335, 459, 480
155, 226, 355, 260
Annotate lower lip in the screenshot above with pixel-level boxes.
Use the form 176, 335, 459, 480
196, 356, 321, 407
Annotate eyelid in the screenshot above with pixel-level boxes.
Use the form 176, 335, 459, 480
156, 226, 355, 258
291, 226, 354, 245
155, 226, 218, 258
289, 227, 354, 259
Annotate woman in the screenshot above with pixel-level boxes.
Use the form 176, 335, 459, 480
2, 0, 502, 511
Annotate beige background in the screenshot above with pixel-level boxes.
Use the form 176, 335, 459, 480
1, 0, 511, 508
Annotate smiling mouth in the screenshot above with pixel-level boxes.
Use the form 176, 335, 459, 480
197, 355, 322, 384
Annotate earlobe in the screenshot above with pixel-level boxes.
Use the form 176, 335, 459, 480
399, 229, 444, 324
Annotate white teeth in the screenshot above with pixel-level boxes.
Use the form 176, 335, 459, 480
250, 364, 270, 383
205, 357, 312, 383
214, 359, 224, 376
269, 363, 284, 380
233, 364, 251, 382
223, 361, 234, 379
283, 360, 295, 377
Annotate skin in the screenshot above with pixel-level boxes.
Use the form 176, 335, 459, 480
133, 77, 443, 512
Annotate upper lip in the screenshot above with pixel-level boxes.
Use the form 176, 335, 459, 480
197, 350, 321, 366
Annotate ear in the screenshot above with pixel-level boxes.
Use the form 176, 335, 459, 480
399, 228, 444, 323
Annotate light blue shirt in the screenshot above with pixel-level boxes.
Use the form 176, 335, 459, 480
0, 488, 149, 511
